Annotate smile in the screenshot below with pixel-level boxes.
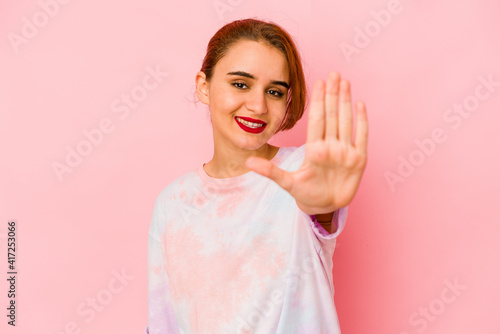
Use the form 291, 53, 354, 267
235, 116, 265, 128
235, 116, 267, 134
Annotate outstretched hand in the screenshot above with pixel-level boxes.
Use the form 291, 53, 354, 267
245, 71, 368, 215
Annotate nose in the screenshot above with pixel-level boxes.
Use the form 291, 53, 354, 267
245, 89, 268, 115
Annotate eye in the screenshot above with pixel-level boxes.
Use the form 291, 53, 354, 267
232, 82, 248, 89
268, 90, 284, 98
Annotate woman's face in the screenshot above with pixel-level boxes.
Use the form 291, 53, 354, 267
198, 39, 290, 152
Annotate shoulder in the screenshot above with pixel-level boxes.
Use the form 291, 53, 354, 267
153, 170, 198, 207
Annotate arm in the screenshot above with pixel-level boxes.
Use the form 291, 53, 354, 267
314, 211, 336, 234
147, 198, 180, 333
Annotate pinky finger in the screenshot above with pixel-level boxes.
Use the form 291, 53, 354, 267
354, 101, 368, 151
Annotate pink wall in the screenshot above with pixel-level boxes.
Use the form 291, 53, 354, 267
1, 0, 499, 333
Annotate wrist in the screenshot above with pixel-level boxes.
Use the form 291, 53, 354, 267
296, 200, 338, 216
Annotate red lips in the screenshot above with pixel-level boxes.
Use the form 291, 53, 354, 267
234, 116, 267, 134
236, 116, 266, 124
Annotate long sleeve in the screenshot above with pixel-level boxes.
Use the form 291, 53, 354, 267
146, 196, 180, 334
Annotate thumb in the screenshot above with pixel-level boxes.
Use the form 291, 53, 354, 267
246, 156, 293, 193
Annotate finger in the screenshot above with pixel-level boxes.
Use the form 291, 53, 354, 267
325, 71, 340, 140
245, 156, 294, 192
306, 80, 325, 143
338, 79, 353, 144
354, 101, 368, 152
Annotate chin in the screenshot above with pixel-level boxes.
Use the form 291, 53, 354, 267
235, 139, 268, 151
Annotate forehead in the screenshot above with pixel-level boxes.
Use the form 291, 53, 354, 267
215, 39, 289, 82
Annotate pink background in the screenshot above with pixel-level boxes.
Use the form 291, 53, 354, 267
1, 0, 499, 333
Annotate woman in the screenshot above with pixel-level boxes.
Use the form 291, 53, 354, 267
147, 18, 367, 333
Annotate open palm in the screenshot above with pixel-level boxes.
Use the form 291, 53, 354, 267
245, 71, 368, 215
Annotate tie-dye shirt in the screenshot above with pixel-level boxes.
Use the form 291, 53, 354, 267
146, 144, 348, 334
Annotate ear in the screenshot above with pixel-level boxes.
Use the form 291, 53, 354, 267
195, 71, 210, 105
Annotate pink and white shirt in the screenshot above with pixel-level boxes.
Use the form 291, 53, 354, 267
146, 144, 348, 333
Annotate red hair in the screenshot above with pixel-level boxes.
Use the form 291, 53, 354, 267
200, 18, 307, 132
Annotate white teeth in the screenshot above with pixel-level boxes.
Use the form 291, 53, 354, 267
236, 117, 264, 128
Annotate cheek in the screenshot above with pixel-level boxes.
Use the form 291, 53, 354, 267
272, 105, 287, 123
212, 88, 241, 113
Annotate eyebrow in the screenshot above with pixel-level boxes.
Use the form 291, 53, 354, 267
227, 71, 289, 90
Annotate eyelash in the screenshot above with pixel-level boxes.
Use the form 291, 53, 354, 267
232, 82, 284, 98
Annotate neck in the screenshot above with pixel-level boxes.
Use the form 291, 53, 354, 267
204, 141, 279, 179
